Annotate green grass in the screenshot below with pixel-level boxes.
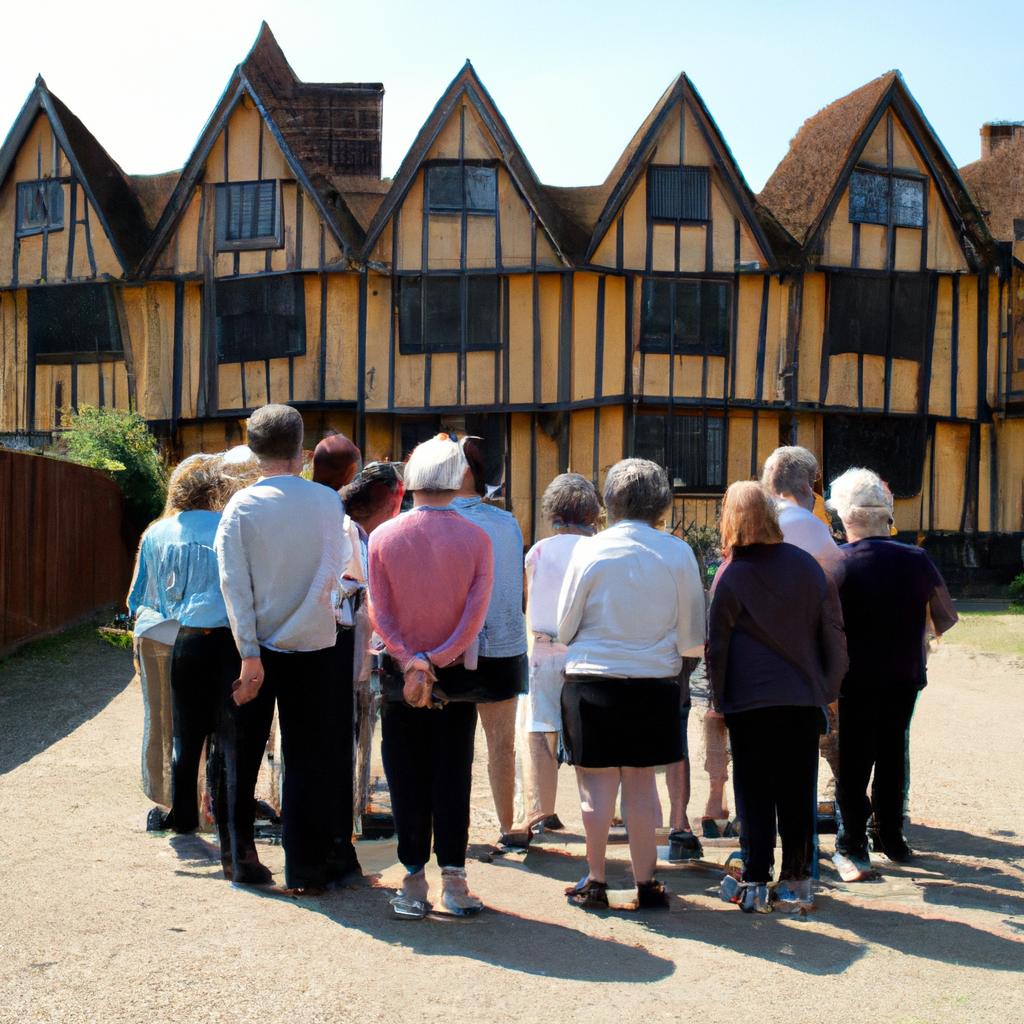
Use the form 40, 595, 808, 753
943, 611, 1024, 657
4, 622, 110, 666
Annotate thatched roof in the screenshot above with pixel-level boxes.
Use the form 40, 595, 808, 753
139, 23, 382, 272
129, 171, 181, 230
0, 78, 152, 273
960, 138, 1024, 242
758, 72, 897, 245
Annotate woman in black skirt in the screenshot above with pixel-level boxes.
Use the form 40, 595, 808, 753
557, 459, 705, 909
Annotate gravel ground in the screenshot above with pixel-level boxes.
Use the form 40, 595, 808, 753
0, 627, 1021, 1024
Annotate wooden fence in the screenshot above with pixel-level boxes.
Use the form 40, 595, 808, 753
0, 450, 133, 655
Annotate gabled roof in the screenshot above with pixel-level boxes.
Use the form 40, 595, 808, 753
759, 71, 996, 265
961, 138, 1024, 242
138, 23, 382, 273
0, 77, 151, 273
362, 62, 585, 264
584, 73, 778, 265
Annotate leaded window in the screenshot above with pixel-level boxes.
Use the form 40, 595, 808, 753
827, 272, 928, 361
849, 169, 925, 228
640, 278, 730, 355
28, 284, 122, 359
426, 164, 497, 214
16, 180, 64, 235
397, 275, 500, 353
634, 413, 725, 491
215, 275, 306, 362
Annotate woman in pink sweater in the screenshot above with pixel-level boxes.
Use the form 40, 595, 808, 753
368, 435, 494, 919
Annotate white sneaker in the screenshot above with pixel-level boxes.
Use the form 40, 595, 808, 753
440, 867, 484, 916
390, 868, 430, 919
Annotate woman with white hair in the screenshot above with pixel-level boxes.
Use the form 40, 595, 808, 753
518, 473, 601, 835
827, 467, 957, 880
368, 434, 494, 918
557, 459, 705, 910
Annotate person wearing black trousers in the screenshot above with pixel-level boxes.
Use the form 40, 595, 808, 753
707, 482, 848, 914
216, 404, 353, 894
131, 456, 239, 837
827, 468, 958, 879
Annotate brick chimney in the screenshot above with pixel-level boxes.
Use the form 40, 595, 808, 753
981, 121, 1024, 159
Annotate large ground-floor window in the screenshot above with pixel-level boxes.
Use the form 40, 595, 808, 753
633, 410, 725, 492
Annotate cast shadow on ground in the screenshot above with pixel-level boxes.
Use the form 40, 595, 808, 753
485, 845, 866, 975
0, 631, 133, 775
909, 823, 1024, 864
168, 833, 224, 880
278, 883, 675, 982
494, 843, 1024, 974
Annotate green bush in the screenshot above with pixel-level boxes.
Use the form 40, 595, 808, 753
60, 406, 166, 529
1009, 572, 1024, 610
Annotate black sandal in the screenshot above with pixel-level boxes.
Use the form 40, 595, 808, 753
565, 876, 609, 908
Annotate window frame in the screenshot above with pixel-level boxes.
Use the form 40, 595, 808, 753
826, 271, 930, 362
639, 276, 731, 356
647, 165, 710, 223
28, 283, 123, 363
213, 274, 307, 364
16, 179, 65, 237
632, 411, 726, 494
425, 161, 498, 216
214, 180, 283, 252
396, 273, 502, 354
848, 166, 926, 230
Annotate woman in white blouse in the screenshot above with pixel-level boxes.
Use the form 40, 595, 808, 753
518, 474, 601, 837
557, 459, 705, 910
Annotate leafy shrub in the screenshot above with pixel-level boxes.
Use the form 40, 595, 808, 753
1009, 572, 1024, 610
60, 406, 166, 529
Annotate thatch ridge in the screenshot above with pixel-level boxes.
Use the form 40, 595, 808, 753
758, 72, 896, 245
961, 139, 1024, 242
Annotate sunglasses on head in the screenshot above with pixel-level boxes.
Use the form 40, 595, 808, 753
360, 460, 404, 484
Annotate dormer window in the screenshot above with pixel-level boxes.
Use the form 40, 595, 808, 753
16, 180, 64, 236
426, 163, 497, 214
648, 166, 709, 222
215, 181, 282, 250
849, 169, 925, 228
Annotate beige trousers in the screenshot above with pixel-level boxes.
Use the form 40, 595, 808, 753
136, 637, 174, 807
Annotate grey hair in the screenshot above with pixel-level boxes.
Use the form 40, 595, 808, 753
403, 434, 468, 492
761, 446, 818, 498
828, 467, 893, 532
603, 458, 672, 525
541, 473, 601, 528
246, 404, 304, 461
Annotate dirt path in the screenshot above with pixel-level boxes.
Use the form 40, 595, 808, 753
0, 629, 1021, 1024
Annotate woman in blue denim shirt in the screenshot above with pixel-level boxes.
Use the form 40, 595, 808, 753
128, 456, 249, 874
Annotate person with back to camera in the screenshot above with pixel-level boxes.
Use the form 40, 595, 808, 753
216, 404, 352, 893
517, 473, 601, 836
707, 482, 847, 914
557, 458, 705, 910
129, 455, 237, 840
367, 435, 494, 919
340, 459, 406, 825
451, 437, 529, 850
311, 431, 366, 883
827, 468, 957, 881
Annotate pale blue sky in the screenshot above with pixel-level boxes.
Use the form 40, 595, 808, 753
2, 0, 1021, 192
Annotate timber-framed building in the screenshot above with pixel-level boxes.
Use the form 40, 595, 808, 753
1, 25, 1021, 583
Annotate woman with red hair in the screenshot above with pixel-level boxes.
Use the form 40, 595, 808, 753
707, 481, 847, 914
